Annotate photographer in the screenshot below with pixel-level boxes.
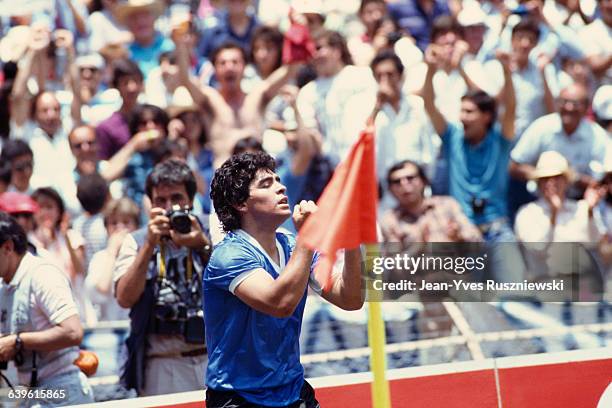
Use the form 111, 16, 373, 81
113, 159, 211, 396
0, 212, 93, 406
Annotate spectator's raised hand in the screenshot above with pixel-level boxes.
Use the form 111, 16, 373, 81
450, 39, 469, 70
446, 220, 462, 242
541, 180, 563, 218
171, 25, 195, 49
584, 183, 606, 212
536, 53, 552, 73
132, 129, 163, 152
167, 118, 186, 140
526, 0, 545, 23
496, 50, 512, 72
59, 212, 71, 237
53, 29, 74, 52
289, 8, 308, 26
424, 45, 441, 70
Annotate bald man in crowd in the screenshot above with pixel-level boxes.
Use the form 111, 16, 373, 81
509, 83, 609, 198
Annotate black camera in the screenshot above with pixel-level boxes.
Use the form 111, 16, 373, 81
184, 309, 205, 344
152, 280, 205, 343
166, 205, 191, 234
154, 281, 187, 320
471, 197, 487, 215
153, 280, 188, 335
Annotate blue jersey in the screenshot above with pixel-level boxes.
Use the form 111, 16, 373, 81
203, 229, 319, 406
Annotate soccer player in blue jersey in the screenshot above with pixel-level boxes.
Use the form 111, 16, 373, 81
204, 152, 364, 407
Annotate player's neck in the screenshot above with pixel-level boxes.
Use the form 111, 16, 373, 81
241, 222, 278, 258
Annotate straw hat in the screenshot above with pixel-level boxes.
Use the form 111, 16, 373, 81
166, 86, 199, 118
531, 151, 573, 180
115, 0, 165, 25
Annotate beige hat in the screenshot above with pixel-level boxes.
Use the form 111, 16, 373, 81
167, 86, 199, 118
532, 151, 573, 180
0, 26, 31, 63
115, 0, 165, 25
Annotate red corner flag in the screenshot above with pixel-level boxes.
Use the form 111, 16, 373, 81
298, 127, 378, 292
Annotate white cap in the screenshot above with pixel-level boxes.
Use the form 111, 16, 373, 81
592, 85, 612, 121
457, 3, 487, 27
75, 53, 105, 70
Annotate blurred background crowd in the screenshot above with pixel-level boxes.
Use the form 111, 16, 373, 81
0, 0, 610, 399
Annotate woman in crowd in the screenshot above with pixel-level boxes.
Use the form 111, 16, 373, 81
30, 186, 95, 324
85, 197, 140, 322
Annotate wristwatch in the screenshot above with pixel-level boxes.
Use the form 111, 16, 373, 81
14, 333, 24, 366
14, 334, 23, 352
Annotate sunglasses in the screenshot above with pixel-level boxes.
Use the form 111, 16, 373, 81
557, 98, 587, 108
12, 212, 34, 219
13, 161, 33, 172
389, 174, 419, 185
71, 140, 97, 150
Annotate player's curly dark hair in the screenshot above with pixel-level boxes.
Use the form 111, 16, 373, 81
210, 152, 276, 232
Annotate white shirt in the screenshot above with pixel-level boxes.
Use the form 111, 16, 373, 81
580, 19, 612, 86
297, 65, 376, 164
485, 59, 559, 138
543, 0, 597, 30
144, 67, 173, 109
511, 114, 609, 178
344, 91, 439, 210
403, 61, 493, 122
88, 10, 130, 52
1, 253, 80, 384
515, 199, 604, 243
15, 124, 76, 192
86, 250, 129, 322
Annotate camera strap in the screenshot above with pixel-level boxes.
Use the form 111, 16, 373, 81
157, 243, 193, 282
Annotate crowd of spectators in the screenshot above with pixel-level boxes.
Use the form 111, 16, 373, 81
0, 0, 610, 396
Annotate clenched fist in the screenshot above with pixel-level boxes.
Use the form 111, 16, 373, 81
292, 200, 317, 231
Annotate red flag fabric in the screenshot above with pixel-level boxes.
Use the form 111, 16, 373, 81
298, 128, 378, 292
282, 22, 315, 64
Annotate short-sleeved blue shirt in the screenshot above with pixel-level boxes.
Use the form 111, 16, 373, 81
198, 11, 259, 60
203, 229, 319, 406
443, 123, 512, 225
129, 33, 175, 79
388, 0, 450, 51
